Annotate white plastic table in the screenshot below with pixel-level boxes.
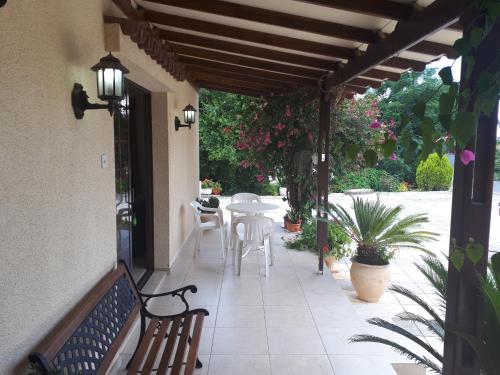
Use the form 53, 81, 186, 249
226, 202, 279, 254
226, 202, 279, 215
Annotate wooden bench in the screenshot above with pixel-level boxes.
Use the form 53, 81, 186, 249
28, 261, 208, 375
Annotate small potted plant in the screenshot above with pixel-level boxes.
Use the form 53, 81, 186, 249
324, 197, 438, 302
211, 181, 222, 195
285, 208, 303, 232
200, 178, 213, 195
322, 223, 352, 272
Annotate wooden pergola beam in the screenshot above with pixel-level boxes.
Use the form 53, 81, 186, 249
186, 64, 305, 88
182, 58, 317, 87
191, 74, 291, 94
146, 0, 455, 57
144, 11, 355, 59
171, 44, 322, 78
324, 0, 466, 90
161, 29, 405, 82
146, 0, 378, 44
197, 82, 268, 97
190, 71, 296, 92
294, 0, 415, 20
159, 30, 340, 71
294, 0, 462, 31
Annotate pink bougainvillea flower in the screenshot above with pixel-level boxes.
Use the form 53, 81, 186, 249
390, 153, 397, 160
460, 149, 475, 165
274, 122, 286, 131
240, 160, 251, 169
256, 174, 266, 183
277, 140, 287, 148
285, 105, 293, 118
263, 131, 271, 145
389, 119, 396, 128
370, 120, 381, 129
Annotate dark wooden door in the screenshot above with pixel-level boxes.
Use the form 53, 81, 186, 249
114, 79, 154, 287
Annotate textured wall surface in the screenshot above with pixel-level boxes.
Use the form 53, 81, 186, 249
0, 1, 198, 372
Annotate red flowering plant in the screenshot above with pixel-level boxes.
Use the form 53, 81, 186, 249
236, 90, 319, 214
331, 95, 397, 173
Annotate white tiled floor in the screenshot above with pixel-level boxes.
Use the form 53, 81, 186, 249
111, 191, 500, 374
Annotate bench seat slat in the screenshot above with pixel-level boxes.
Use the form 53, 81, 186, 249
141, 318, 171, 375
127, 318, 159, 374
156, 317, 182, 375
171, 315, 193, 375
184, 313, 205, 375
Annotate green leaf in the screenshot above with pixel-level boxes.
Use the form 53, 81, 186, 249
453, 38, 471, 55
451, 111, 477, 148
346, 144, 359, 160
485, 1, 500, 19
464, 56, 475, 81
465, 242, 484, 265
412, 102, 426, 120
398, 113, 410, 133
470, 27, 484, 48
439, 114, 452, 131
491, 253, 500, 289
449, 82, 459, 97
404, 141, 417, 163
421, 117, 434, 139
451, 249, 465, 271
383, 139, 397, 158
438, 67, 454, 85
421, 137, 434, 161
477, 71, 494, 92
439, 92, 455, 115
363, 149, 378, 167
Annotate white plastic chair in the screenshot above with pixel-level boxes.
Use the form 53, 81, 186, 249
229, 193, 262, 250
190, 201, 226, 258
233, 216, 274, 277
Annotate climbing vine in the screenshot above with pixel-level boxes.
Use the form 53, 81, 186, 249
399, 0, 500, 164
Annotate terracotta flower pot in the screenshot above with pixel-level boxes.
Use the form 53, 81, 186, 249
211, 188, 221, 195
286, 221, 302, 232
283, 215, 289, 229
350, 260, 391, 302
324, 255, 337, 272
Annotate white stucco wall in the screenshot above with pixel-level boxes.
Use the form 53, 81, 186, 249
0, 1, 198, 373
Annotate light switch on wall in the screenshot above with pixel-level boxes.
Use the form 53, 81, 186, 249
100, 154, 108, 169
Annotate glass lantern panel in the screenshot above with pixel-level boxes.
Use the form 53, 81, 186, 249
104, 68, 115, 96
185, 110, 195, 124
97, 69, 104, 97
114, 69, 123, 97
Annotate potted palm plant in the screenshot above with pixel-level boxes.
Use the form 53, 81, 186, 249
285, 207, 303, 232
325, 197, 438, 302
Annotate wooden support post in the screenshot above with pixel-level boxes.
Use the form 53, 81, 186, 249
442, 19, 499, 375
316, 91, 331, 274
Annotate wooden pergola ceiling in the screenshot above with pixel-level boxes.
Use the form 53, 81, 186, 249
109, 0, 463, 97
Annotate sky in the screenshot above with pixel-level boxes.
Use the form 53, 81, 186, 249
427, 56, 500, 138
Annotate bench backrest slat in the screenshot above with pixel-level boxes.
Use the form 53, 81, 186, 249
29, 263, 141, 375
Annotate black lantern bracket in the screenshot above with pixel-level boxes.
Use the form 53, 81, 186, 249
72, 83, 114, 119
174, 116, 192, 131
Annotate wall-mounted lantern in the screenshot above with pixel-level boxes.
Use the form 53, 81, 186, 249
175, 104, 197, 131
71, 53, 129, 119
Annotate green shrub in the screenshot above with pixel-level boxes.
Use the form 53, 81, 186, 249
332, 169, 401, 192
377, 158, 416, 184
416, 153, 453, 191
286, 220, 352, 258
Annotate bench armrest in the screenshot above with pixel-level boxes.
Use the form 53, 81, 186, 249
144, 307, 210, 320
140, 285, 198, 315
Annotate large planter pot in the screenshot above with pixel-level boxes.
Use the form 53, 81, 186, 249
350, 261, 391, 302
286, 221, 302, 233
324, 255, 336, 272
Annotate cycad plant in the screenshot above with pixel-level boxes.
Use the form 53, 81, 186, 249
326, 197, 438, 265
350, 255, 448, 374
